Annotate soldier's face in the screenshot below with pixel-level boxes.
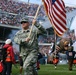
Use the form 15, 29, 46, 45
22, 22, 29, 29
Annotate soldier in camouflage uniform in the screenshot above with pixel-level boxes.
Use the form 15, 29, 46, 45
14, 17, 46, 75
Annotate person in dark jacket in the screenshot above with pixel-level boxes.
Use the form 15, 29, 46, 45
0, 44, 4, 75
0, 45, 3, 62
37, 52, 43, 70
66, 46, 75, 71
2, 39, 15, 75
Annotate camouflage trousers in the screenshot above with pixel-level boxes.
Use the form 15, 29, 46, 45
22, 50, 38, 75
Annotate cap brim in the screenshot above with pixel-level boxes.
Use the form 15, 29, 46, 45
21, 21, 28, 24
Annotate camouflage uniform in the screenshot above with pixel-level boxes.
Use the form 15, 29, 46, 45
14, 22, 46, 75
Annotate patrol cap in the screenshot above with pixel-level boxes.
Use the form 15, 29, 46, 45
21, 17, 29, 24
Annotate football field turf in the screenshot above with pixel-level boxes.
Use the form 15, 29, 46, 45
12, 64, 76, 75
38, 64, 76, 75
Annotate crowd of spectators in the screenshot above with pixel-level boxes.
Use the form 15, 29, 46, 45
65, 6, 76, 13
0, 10, 21, 26
0, 0, 76, 26
0, 0, 45, 26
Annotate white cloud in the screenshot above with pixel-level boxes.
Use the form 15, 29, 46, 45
64, 0, 76, 7
70, 16, 76, 30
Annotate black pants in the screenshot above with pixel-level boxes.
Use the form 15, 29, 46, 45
0, 72, 2, 75
68, 59, 73, 71
2, 62, 12, 75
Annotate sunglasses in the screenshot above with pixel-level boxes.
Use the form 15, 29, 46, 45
21, 21, 28, 24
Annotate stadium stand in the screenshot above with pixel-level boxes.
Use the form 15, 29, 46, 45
0, 0, 76, 26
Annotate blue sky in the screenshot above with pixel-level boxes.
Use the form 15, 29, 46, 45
64, 0, 76, 7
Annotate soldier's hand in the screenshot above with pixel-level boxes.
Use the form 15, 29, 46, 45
25, 37, 30, 42
32, 19, 37, 25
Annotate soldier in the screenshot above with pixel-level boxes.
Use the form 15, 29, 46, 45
14, 17, 46, 75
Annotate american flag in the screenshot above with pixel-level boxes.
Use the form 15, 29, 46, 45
42, 0, 67, 36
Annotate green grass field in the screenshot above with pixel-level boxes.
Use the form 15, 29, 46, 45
12, 64, 76, 75
38, 64, 76, 75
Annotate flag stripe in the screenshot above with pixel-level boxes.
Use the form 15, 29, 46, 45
42, 0, 67, 36
52, 7, 66, 26
53, 1, 66, 19
53, 25, 63, 35
49, 1, 65, 35
57, 0, 66, 13
52, 12, 66, 31
53, 2, 66, 20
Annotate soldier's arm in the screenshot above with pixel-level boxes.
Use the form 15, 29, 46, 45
14, 31, 27, 45
36, 23, 47, 34
35, 22, 47, 35
32, 19, 47, 35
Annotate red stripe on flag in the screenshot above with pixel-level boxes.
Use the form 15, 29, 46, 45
42, 0, 67, 36
52, 11, 66, 30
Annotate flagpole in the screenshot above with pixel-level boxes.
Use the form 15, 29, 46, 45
28, 5, 41, 38
54, 30, 57, 60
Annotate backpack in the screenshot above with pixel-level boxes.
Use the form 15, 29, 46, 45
0, 47, 8, 63
2, 48, 8, 62
0, 48, 3, 61
0, 62, 3, 73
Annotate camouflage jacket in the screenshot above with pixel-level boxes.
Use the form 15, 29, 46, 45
14, 23, 46, 56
